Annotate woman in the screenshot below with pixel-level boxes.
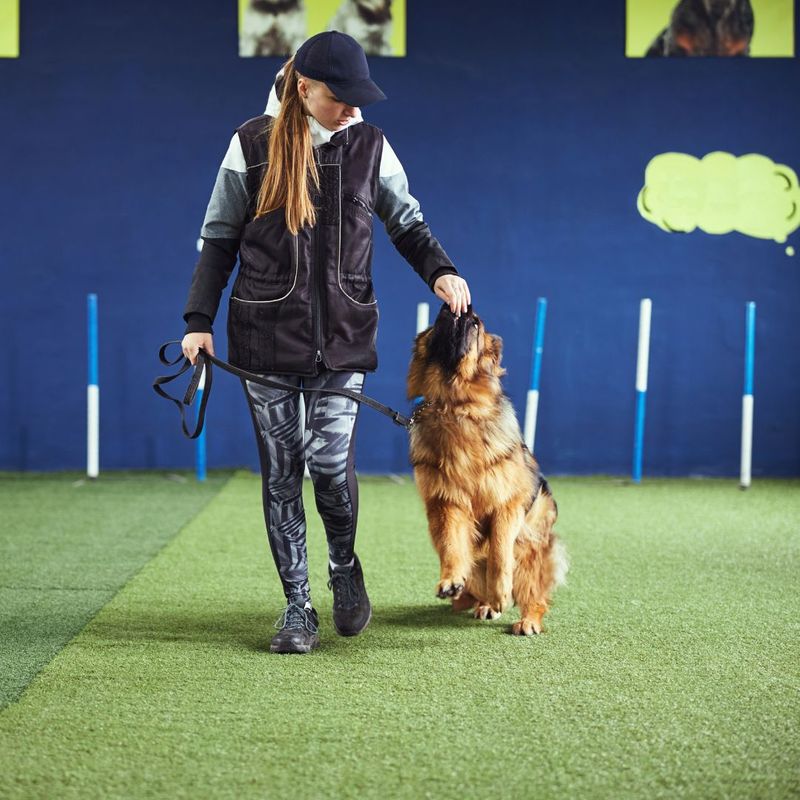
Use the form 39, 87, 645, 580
181, 31, 471, 654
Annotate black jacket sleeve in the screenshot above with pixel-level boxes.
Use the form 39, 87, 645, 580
183, 237, 240, 333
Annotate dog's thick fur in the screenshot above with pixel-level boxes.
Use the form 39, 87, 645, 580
239, 0, 307, 57
407, 304, 567, 635
328, 0, 393, 56
645, 0, 754, 57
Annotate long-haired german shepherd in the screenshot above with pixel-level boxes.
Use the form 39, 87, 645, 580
407, 303, 568, 635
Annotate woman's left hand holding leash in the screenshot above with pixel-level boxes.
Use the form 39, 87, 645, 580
434, 274, 471, 317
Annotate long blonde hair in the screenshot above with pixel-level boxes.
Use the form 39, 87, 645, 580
255, 56, 320, 235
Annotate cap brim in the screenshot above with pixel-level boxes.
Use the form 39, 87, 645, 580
325, 77, 387, 107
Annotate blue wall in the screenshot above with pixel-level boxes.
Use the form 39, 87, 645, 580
1, 1, 798, 475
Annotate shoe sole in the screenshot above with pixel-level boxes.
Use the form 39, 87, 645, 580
333, 604, 372, 637
269, 636, 320, 654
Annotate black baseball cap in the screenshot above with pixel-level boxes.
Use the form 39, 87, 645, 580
294, 31, 387, 107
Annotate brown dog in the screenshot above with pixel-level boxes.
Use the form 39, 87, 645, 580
407, 303, 568, 635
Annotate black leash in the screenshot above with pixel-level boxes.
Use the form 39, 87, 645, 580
153, 340, 412, 440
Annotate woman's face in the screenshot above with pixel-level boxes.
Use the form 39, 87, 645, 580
298, 76, 359, 132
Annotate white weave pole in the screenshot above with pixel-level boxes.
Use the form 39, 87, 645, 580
416, 302, 430, 334
195, 366, 207, 482
740, 302, 756, 489
87, 294, 99, 479
411, 302, 430, 408
523, 298, 547, 453
194, 237, 208, 481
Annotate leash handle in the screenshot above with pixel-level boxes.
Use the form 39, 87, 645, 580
183, 359, 205, 406
152, 341, 211, 439
153, 340, 411, 440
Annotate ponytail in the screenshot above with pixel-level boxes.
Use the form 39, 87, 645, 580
254, 57, 320, 235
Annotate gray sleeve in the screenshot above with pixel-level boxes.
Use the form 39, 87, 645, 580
375, 169, 425, 240
200, 133, 249, 239
183, 133, 249, 323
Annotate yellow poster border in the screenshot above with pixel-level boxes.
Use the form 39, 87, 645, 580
0, 0, 20, 59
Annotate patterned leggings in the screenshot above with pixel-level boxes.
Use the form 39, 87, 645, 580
242, 370, 365, 606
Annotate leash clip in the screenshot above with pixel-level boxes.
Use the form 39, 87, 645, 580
394, 411, 412, 430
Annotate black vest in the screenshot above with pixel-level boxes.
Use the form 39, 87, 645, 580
228, 115, 383, 375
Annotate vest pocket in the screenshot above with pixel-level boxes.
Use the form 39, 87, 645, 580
340, 272, 376, 305
236, 209, 297, 301
339, 193, 376, 305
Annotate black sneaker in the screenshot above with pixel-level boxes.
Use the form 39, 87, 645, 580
327, 554, 372, 637
269, 603, 320, 654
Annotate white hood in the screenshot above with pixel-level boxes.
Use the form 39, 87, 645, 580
265, 70, 364, 148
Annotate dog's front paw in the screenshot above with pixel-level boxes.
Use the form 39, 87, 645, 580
474, 605, 501, 620
436, 579, 464, 599
511, 618, 542, 636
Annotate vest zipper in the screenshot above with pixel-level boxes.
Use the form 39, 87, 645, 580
349, 194, 371, 214
313, 222, 325, 374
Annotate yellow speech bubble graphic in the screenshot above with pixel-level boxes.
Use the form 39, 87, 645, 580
637, 152, 800, 244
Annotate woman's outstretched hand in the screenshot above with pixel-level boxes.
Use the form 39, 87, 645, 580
181, 332, 215, 366
433, 274, 471, 316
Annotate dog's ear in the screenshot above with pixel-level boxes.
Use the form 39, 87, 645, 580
480, 333, 506, 378
407, 328, 432, 399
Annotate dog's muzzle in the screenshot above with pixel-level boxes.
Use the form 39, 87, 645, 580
427, 303, 480, 375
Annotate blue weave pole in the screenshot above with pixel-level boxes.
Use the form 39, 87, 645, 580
740, 301, 756, 488
523, 297, 547, 452
195, 368, 207, 482
744, 301, 756, 396
632, 298, 652, 483
632, 390, 647, 483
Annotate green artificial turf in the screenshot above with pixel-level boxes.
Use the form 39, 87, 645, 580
0, 471, 231, 708
0, 473, 798, 799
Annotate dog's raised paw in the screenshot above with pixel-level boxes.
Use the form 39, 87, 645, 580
474, 605, 501, 620
511, 618, 542, 636
435, 580, 464, 599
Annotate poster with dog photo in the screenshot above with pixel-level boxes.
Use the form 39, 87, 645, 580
239, 0, 406, 58
0, 0, 19, 58
626, 0, 794, 57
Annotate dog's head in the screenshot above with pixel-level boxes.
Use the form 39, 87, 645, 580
407, 303, 505, 402
668, 0, 754, 56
